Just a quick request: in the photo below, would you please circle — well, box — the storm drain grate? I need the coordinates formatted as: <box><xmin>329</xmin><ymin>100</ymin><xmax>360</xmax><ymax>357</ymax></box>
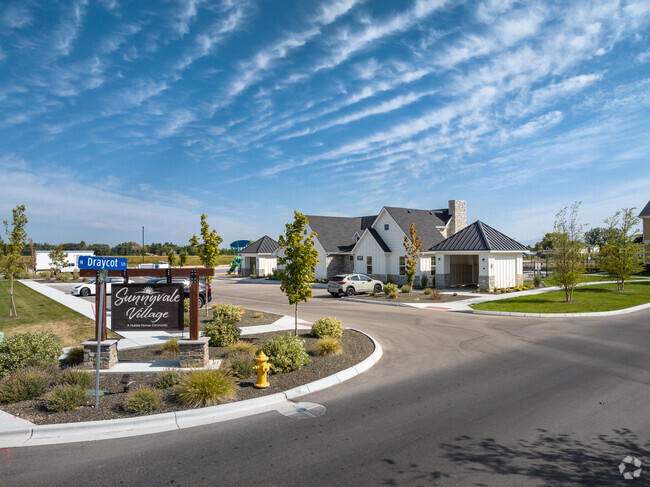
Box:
<box><xmin>277</xmin><ymin>402</ymin><xmax>326</xmax><ymax>419</ymax></box>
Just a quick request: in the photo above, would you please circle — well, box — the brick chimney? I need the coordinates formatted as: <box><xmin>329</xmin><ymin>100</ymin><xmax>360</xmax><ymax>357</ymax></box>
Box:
<box><xmin>448</xmin><ymin>200</ymin><xmax>467</xmax><ymax>236</ymax></box>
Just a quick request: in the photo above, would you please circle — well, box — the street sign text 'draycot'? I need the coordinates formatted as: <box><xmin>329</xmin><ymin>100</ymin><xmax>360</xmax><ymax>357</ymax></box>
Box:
<box><xmin>77</xmin><ymin>256</ymin><xmax>128</xmax><ymax>270</ymax></box>
<box><xmin>111</xmin><ymin>284</ymin><xmax>184</xmax><ymax>332</ymax></box>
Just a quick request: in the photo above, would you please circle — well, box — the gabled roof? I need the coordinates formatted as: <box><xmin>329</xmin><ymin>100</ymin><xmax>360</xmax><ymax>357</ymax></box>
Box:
<box><xmin>305</xmin><ymin>215</ymin><xmax>376</xmax><ymax>253</ymax></box>
<box><xmin>368</xmin><ymin>228</ymin><xmax>391</xmax><ymax>252</ymax></box>
<box><xmin>383</xmin><ymin>207</ymin><xmax>450</xmax><ymax>249</ymax></box>
<box><xmin>639</xmin><ymin>200</ymin><xmax>650</xmax><ymax>218</ymax></box>
<box><xmin>429</xmin><ymin>221</ymin><xmax>529</xmax><ymax>252</ymax></box>
<box><xmin>241</xmin><ymin>235</ymin><xmax>278</xmax><ymax>254</ymax></box>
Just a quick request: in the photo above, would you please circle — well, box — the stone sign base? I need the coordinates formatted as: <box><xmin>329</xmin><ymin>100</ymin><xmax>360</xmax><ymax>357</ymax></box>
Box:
<box><xmin>82</xmin><ymin>339</ymin><xmax>119</xmax><ymax>369</ymax></box>
<box><xmin>179</xmin><ymin>337</ymin><xmax>210</xmax><ymax>368</ymax></box>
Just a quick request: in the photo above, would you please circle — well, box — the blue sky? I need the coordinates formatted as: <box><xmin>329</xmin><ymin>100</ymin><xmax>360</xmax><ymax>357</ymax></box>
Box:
<box><xmin>0</xmin><ymin>0</ymin><xmax>648</xmax><ymax>247</ymax></box>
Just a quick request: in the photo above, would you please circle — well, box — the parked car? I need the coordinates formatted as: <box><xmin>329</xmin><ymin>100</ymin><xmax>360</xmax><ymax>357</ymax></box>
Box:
<box><xmin>144</xmin><ymin>277</ymin><xmax>212</xmax><ymax>308</ymax></box>
<box><xmin>70</xmin><ymin>277</ymin><xmax>135</xmax><ymax>297</ymax></box>
<box><xmin>328</xmin><ymin>274</ymin><xmax>383</xmax><ymax>297</ymax></box>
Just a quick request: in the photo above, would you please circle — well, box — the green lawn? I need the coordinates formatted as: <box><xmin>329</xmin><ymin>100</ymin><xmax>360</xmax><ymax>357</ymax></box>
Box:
<box><xmin>471</xmin><ymin>281</ymin><xmax>650</xmax><ymax>313</ymax></box>
<box><xmin>0</xmin><ymin>280</ymin><xmax>119</xmax><ymax>346</ymax></box>
<box><xmin>578</xmin><ymin>274</ymin><xmax>644</xmax><ymax>283</ymax></box>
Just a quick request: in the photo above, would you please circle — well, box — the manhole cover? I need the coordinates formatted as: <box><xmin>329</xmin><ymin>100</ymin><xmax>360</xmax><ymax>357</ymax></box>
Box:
<box><xmin>277</xmin><ymin>402</ymin><xmax>326</xmax><ymax>419</ymax></box>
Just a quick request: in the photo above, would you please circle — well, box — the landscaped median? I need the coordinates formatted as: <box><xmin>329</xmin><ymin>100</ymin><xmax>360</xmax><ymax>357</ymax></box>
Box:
<box><xmin>470</xmin><ymin>281</ymin><xmax>650</xmax><ymax>315</ymax></box>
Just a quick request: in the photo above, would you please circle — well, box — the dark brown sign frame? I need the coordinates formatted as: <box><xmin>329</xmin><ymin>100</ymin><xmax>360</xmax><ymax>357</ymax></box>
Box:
<box><xmin>79</xmin><ymin>267</ymin><xmax>215</xmax><ymax>340</ymax></box>
<box><xmin>111</xmin><ymin>283</ymin><xmax>184</xmax><ymax>332</ymax></box>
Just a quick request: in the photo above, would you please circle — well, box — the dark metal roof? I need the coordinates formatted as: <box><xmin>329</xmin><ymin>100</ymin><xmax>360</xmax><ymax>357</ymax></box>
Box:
<box><xmin>305</xmin><ymin>214</ymin><xmax>376</xmax><ymax>253</ymax></box>
<box><xmin>368</xmin><ymin>227</ymin><xmax>391</xmax><ymax>252</ymax></box>
<box><xmin>429</xmin><ymin>221</ymin><xmax>529</xmax><ymax>252</ymax></box>
<box><xmin>639</xmin><ymin>200</ymin><xmax>650</xmax><ymax>218</ymax></box>
<box><xmin>241</xmin><ymin>235</ymin><xmax>278</xmax><ymax>254</ymax></box>
<box><xmin>383</xmin><ymin>207</ymin><xmax>450</xmax><ymax>249</ymax></box>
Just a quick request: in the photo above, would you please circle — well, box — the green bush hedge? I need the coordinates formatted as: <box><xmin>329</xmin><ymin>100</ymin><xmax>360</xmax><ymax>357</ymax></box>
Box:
<box><xmin>228</xmin><ymin>351</ymin><xmax>255</xmax><ymax>378</ymax></box>
<box><xmin>56</xmin><ymin>272</ymin><xmax>72</xmax><ymax>282</ymax></box>
<box><xmin>383</xmin><ymin>282</ymin><xmax>398</xmax><ymax>295</ymax></box>
<box><xmin>61</xmin><ymin>346</ymin><xmax>85</xmax><ymax>365</ymax></box>
<box><xmin>123</xmin><ymin>386</ymin><xmax>161</xmax><ymax>414</ymax></box>
<box><xmin>156</xmin><ymin>370</ymin><xmax>182</xmax><ymax>389</ymax></box>
<box><xmin>401</xmin><ymin>284</ymin><xmax>411</xmax><ymax>293</ymax></box>
<box><xmin>311</xmin><ymin>317</ymin><xmax>344</xmax><ymax>338</ymax></box>
<box><xmin>202</xmin><ymin>318</ymin><xmax>241</xmax><ymax>347</ymax></box>
<box><xmin>47</xmin><ymin>384</ymin><xmax>87</xmax><ymax>412</ymax></box>
<box><xmin>0</xmin><ymin>366</ymin><xmax>57</xmax><ymax>403</ymax></box>
<box><xmin>261</xmin><ymin>333</ymin><xmax>310</xmax><ymax>373</ymax></box>
<box><xmin>315</xmin><ymin>337</ymin><xmax>342</xmax><ymax>356</ymax></box>
<box><xmin>59</xmin><ymin>367</ymin><xmax>94</xmax><ymax>389</ymax></box>
<box><xmin>0</xmin><ymin>332</ymin><xmax>62</xmax><ymax>378</ymax></box>
<box><xmin>212</xmin><ymin>303</ymin><xmax>244</xmax><ymax>323</ymax></box>
<box><xmin>176</xmin><ymin>369</ymin><xmax>236</xmax><ymax>407</ymax></box>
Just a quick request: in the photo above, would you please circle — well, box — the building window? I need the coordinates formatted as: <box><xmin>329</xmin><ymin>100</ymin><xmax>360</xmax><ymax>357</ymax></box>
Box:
<box><xmin>349</xmin><ymin>255</ymin><xmax>354</xmax><ymax>261</ymax></box>
<box><xmin>399</xmin><ymin>256</ymin><xmax>405</xmax><ymax>275</ymax></box>
<box><xmin>303</xmin><ymin>230</ymin><xmax>307</xmax><ymax>235</ymax></box>
<box><xmin>384</xmin><ymin>224</ymin><xmax>389</xmax><ymax>230</ymax></box>
<box><xmin>366</xmin><ymin>256</ymin><xmax>372</xmax><ymax>274</ymax></box>
<box><xmin>430</xmin><ymin>257</ymin><xmax>436</xmax><ymax>274</ymax></box>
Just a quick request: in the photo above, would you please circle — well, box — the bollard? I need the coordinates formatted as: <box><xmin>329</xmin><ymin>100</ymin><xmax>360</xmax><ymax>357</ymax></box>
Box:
<box><xmin>253</xmin><ymin>351</ymin><xmax>270</xmax><ymax>388</ymax></box>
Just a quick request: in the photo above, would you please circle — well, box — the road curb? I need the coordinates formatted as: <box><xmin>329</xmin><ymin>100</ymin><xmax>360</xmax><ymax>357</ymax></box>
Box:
<box><xmin>470</xmin><ymin>301</ymin><xmax>650</xmax><ymax>318</ymax></box>
<box><xmin>0</xmin><ymin>329</ymin><xmax>382</xmax><ymax>448</ymax></box>
<box><xmin>340</xmin><ymin>297</ymin><xmax>412</xmax><ymax>307</ymax></box>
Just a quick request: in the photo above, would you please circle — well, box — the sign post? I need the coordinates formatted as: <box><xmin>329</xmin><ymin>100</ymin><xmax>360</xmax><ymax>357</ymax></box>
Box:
<box><xmin>77</xmin><ymin>257</ymin><xmax>127</xmax><ymax>408</ymax></box>
<box><xmin>94</xmin><ymin>270</ymin><xmax>107</xmax><ymax>408</ymax></box>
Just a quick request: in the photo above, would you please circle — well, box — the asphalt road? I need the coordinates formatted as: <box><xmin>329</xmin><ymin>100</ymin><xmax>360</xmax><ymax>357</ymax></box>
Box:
<box><xmin>4</xmin><ymin>280</ymin><xmax>649</xmax><ymax>486</ymax></box>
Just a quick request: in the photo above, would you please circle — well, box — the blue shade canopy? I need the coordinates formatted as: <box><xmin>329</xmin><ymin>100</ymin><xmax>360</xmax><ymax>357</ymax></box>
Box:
<box><xmin>231</xmin><ymin>240</ymin><xmax>252</xmax><ymax>251</ymax></box>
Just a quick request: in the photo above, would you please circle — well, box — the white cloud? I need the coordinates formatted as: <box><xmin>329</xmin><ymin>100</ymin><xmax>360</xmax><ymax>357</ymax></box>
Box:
<box><xmin>315</xmin><ymin>0</ymin><xmax>448</xmax><ymax>72</ymax></box>
<box><xmin>1</xmin><ymin>4</ymin><xmax>33</xmax><ymax>29</ymax></box>
<box><xmin>226</xmin><ymin>0</ymin><xmax>360</xmax><ymax>97</ymax></box>
<box><xmin>101</xmin><ymin>23</ymin><xmax>142</xmax><ymax>53</ymax></box>
<box><xmin>53</xmin><ymin>0</ymin><xmax>89</xmax><ymax>57</ymax></box>
<box><xmin>171</xmin><ymin>0</ymin><xmax>204</xmax><ymax>38</ymax></box>
<box><xmin>503</xmin><ymin>110</ymin><xmax>564</xmax><ymax>139</ymax></box>
<box><xmin>156</xmin><ymin>110</ymin><xmax>196</xmax><ymax>138</ymax></box>
<box><xmin>278</xmin><ymin>89</ymin><xmax>437</xmax><ymax>140</ymax></box>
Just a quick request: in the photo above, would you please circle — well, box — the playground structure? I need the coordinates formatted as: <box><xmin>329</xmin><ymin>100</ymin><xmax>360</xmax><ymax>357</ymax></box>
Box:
<box><xmin>227</xmin><ymin>240</ymin><xmax>251</xmax><ymax>275</ymax></box>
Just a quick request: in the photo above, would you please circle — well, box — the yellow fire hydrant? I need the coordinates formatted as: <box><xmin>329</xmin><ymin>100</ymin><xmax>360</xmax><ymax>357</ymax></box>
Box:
<box><xmin>253</xmin><ymin>351</ymin><xmax>270</xmax><ymax>388</ymax></box>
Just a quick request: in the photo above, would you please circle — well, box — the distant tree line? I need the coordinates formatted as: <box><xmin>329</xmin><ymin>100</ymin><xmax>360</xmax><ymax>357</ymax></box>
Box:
<box><xmin>3</xmin><ymin>241</ymin><xmax>235</xmax><ymax>257</ymax></box>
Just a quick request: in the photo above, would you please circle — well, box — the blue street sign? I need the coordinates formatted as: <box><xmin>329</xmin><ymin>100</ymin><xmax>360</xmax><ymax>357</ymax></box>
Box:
<box><xmin>78</xmin><ymin>256</ymin><xmax>128</xmax><ymax>270</ymax></box>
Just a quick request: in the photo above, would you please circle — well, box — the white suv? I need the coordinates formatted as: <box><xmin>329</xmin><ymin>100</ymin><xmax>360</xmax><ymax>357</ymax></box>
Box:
<box><xmin>328</xmin><ymin>274</ymin><xmax>383</xmax><ymax>297</ymax></box>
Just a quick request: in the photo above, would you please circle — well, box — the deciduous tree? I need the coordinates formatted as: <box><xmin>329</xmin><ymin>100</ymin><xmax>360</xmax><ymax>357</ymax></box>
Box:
<box><xmin>48</xmin><ymin>245</ymin><xmax>68</xmax><ymax>276</ymax></box>
<box><xmin>403</xmin><ymin>223</ymin><xmax>422</xmax><ymax>294</ymax></box>
<box><xmin>190</xmin><ymin>214</ymin><xmax>223</xmax><ymax>315</ymax></box>
<box><xmin>2</xmin><ymin>205</ymin><xmax>29</xmax><ymax>316</ymax></box>
<box><xmin>167</xmin><ymin>251</ymin><xmax>176</xmax><ymax>267</ymax></box>
<box><xmin>549</xmin><ymin>202</ymin><xmax>585</xmax><ymax>302</ymax></box>
<box><xmin>599</xmin><ymin>208</ymin><xmax>643</xmax><ymax>290</ymax></box>
<box><xmin>178</xmin><ymin>249</ymin><xmax>188</xmax><ymax>267</ymax></box>
<box><xmin>278</xmin><ymin>211</ymin><xmax>319</xmax><ymax>336</ymax></box>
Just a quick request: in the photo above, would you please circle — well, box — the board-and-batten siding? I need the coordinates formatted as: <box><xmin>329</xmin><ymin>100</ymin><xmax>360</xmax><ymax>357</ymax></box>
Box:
<box><xmin>371</xmin><ymin>211</ymin><xmax>406</xmax><ymax>276</ymax></box>
<box><xmin>353</xmin><ymin>232</ymin><xmax>386</xmax><ymax>275</ymax></box>
<box><xmin>492</xmin><ymin>254</ymin><xmax>518</xmax><ymax>288</ymax></box>
<box><xmin>258</xmin><ymin>256</ymin><xmax>276</xmax><ymax>276</ymax></box>
<box><xmin>307</xmin><ymin>225</ymin><xmax>329</xmax><ymax>280</ymax></box>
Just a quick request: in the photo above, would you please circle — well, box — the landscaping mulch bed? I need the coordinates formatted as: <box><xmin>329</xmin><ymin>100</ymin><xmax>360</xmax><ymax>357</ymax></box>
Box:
<box><xmin>348</xmin><ymin>292</ymin><xmax>473</xmax><ymax>304</ymax></box>
<box><xmin>2</xmin><ymin>329</ymin><xmax>374</xmax><ymax>425</ymax></box>
<box><xmin>188</xmin><ymin>308</ymin><xmax>282</xmax><ymax>330</ymax></box>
